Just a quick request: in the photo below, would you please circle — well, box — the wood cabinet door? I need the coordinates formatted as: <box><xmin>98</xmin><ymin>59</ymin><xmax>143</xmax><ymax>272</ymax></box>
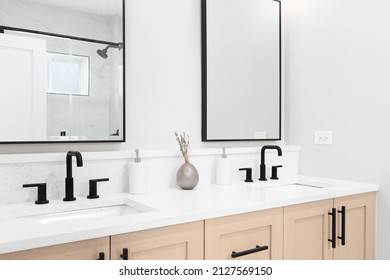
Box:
<box><xmin>110</xmin><ymin>221</ymin><xmax>204</xmax><ymax>260</ymax></box>
<box><xmin>333</xmin><ymin>192</ymin><xmax>376</xmax><ymax>260</ymax></box>
<box><xmin>284</xmin><ymin>199</ymin><xmax>333</xmax><ymax>260</ymax></box>
<box><xmin>205</xmin><ymin>208</ymin><xmax>283</xmax><ymax>260</ymax></box>
<box><xmin>0</xmin><ymin>237</ymin><xmax>109</xmax><ymax>260</ymax></box>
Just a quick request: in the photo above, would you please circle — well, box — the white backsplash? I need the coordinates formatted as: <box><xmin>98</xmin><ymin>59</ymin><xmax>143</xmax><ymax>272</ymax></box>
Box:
<box><xmin>0</xmin><ymin>146</ymin><xmax>300</xmax><ymax>205</ymax></box>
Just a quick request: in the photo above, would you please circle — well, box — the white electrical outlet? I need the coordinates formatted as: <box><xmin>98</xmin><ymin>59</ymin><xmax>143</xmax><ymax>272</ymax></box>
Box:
<box><xmin>314</xmin><ymin>131</ymin><xmax>333</xmax><ymax>145</ymax></box>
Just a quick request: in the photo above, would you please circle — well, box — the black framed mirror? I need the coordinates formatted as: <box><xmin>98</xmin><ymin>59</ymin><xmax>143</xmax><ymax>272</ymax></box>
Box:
<box><xmin>201</xmin><ymin>0</ymin><xmax>281</xmax><ymax>141</ymax></box>
<box><xmin>0</xmin><ymin>0</ymin><xmax>125</xmax><ymax>143</ymax></box>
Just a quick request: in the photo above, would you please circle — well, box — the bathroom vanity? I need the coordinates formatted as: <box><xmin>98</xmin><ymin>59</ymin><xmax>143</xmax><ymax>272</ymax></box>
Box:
<box><xmin>0</xmin><ymin>174</ymin><xmax>378</xmax><ymax>260</ymax></box>
<box><xmin>0</xmin><ymin>0</ymin><xmax>380</xmax><ymax>262</ymax></box>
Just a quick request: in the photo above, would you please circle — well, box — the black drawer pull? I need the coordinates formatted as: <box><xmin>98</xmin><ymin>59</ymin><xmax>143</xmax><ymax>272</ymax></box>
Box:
<box><xmin>120</xmin><ymin>248</ymin><xmax>128</xmax><ymax>260</ymax></box>
<box><xmin>97</xmin><ymin>252</ymin><xmax>105</xmax><ymax>260</ymax></box>
<box><xmin>328</xmin><ymin>208</ymin><xmax>337</xmax><ymax>248</ymax></box>
<box><xmin>231</xmin><ymin>245</ymin><xmax>268</xmax><ymax>258</ymax></box>
<box><xmin>338</xmin><ymin>206</ymin><xmax>346</xmax><ymax>246</ymax></box>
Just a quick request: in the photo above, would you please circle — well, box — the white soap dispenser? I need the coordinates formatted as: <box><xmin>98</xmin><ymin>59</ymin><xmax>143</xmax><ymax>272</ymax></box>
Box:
<box><xmin>128</xmin><ymin>149</ymin><xmax>147</xmax><ymax>194</ymax></box>
<box><xmin>216</xmin><ymin>147</ymin><xmax>231</xmax><ymax>185</ymax></box>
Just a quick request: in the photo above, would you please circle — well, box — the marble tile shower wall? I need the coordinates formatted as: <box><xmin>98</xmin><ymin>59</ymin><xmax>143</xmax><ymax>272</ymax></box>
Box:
<box><xmin>0</xmin><ymin>147</ymin><xmax>300</xmax><ymax>205</ymax></box>
<box><xmin>0</xmin><ymin>0</ymin><xmax>115</xmax><ymax>41</ymax></box>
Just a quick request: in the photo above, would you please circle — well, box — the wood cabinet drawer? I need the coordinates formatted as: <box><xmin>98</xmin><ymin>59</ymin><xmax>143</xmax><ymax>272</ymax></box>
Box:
<box><xmin>205</xmin><ymin>208</ymin><xmax>283</xmax><ymax>260</ymax></box>
<box><xmin>0</xmin><ymin>237</ymin><xmax>109</xmax><ymax>260</ymax></box>
<box><xmin>111</xmin><ymin>221</ymin><xmax>204</xmax><ymax>260</ymax></box>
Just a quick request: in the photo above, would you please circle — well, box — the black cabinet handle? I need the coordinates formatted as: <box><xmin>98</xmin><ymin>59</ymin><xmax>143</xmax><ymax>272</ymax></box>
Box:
<box><xmin>328</xmin><ymin>208</ymin><xmax>337</xmax><ymax>249</ymax></box>
<box><xmin>338</xmin><ymin>206</ymin><xmax>346</xmax><ymax>246</ymax></box>
<box><xmin>231</xmin><ymin>245</ymin><xmax>268</xmax><ymax>258</ymax></box>
<box><xmin>97</xmin><ymin>252</ymin><xmax>105</xmax><ymax>260</ymax></box>
<box><xmin>120</xmin><ymin>248</ymin><xmax>128</xmax><ymax>260</ymax></box>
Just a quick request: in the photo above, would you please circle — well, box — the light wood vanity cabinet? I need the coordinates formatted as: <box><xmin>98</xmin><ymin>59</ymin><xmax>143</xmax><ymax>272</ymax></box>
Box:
<box><xmin>284</xmin><ymin>192</ymin><xmax>376</xmax><ymax>260</ymax></box>
<box><xmin>205</xmin><ymin>208</ymin><xmax>283</xmax><ymax>260</ymax></box>
<box><xmin>0</xmin><ymin>192</ymin><xmax>376</xmax><ymax>260</ymax></box>
<box><xmin>0</xmin><ymin>237</ymin><xmax>109</xmax><ymax>260</ymax></box>
<box><xmin>0</xmin><ymin>222</ymin><xmax>203</xmax><ymax>260</ymax></box>
<box><xmin>284</xmin><ymin>199</ymin><xmax>334</xmax><ymax>259</ymax></box>
<box><xmin>110</xmin><ymin>221</ymin><xmax>204</xmax><ymax>260</ymax></box>
<box><xmin>333</xmin><ymin>193</ymin><xmax>376</xmax><ymax>259</ymax></box>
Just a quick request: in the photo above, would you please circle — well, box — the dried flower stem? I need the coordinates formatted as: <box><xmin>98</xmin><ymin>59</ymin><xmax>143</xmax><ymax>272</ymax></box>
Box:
<box><xmin>175</xmin><ymin>131</ymin><xmax>190</xmax><ymax>163</ymax></box>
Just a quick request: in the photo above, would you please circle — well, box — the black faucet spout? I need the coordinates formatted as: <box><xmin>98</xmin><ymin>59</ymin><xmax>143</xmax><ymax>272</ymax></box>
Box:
<box><xmin>259</xmin><ymin>145</ymin><xmax>282</xmax><ymax>181</ymax></box>
<box><xmin>66</xmin><ymin>151</ymin><xmax>83</xmax><ymax>178</ymax></box>
<box><xmin>260</xmin><ymin>145</ymin><xmax>282</xmax><ymax>163</ymax></box>
<box><xmin>64</xmin><ymin>151</ymin><xmax>83</xmax><ymax>201</ymax></box>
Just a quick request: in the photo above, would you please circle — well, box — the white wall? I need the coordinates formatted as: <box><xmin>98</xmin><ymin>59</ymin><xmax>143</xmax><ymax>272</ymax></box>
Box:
<box><xmin>125</xmin><ymin>0</ymin><xmax>202</xmax><ymax>149</ymax></box>
<box><xmin>125</xmin><ymin>0</ymin><xmax>284</xmax><ymax>150</ymax></box>
<box><xmin>285</xmin><ymin>0</ymin><xmax>390</xmax><ymax>259</ymax></box>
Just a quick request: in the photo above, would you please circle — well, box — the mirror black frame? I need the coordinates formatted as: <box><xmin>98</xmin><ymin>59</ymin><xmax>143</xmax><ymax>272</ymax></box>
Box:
<box><xmin>0</xmin><ymin>0</ymin><xmax>125</xmax><ymax>144</ymax></box>
<box><xmin>201</xmin><ymin>0</ymin><xmax>282</xmax><ymax>142</ymax></box>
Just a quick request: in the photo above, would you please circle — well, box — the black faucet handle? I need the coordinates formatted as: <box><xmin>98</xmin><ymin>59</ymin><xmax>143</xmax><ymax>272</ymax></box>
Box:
<box><xmin>270</xmin><ymin>165</ymin><xmax>283</xmax><ymax>180</ymax></box>
<box><xmin>23</xmin><ymin>183</ymin><xmax>49</xmax><ymax>204</ymax></box>
<box><xmin>88</xmin><ymin>178</ymin><xmax>109</xmax><ymax>199</ymax></box>
<box><xmin>239</xmin><ymin>168</ymin><xmax>254</xmax><ymax>183</ymax></box>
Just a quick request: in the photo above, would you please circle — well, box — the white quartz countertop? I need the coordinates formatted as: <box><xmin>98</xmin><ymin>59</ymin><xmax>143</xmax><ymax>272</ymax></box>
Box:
<box><xmin>0</xmin><ymin>175</ymin><xmax>379</xmax><ymax>254</ymax></box>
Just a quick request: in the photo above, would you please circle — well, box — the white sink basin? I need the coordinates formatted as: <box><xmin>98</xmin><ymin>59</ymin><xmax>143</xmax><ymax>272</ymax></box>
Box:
<box><xmin>14</xmin><ymin>197</ymin><xmax>155</xmax><ymax>225</ymax></box>
<box><xmin>267</xmin><ymin>183</ymin><xmax>327</xmax><ymax>193</ymax></box>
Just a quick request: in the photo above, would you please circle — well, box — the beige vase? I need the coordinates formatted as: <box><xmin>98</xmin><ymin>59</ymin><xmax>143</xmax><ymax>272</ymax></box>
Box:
<box><xmin>176</xmin><ymin>162</ymin><xmax>199</xmax><ymax>190</ymax></box>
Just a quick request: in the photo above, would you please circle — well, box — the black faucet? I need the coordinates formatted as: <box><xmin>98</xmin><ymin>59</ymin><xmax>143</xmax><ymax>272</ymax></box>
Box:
<box><xmin>64</xmin><ymin>151</ymin><xmax>83</xmax><ymax>201</ymax></box>
<box><xmin>259</xmin><ymin>145</ymin><xmax>282</xmax><ymax>181</ymax></box>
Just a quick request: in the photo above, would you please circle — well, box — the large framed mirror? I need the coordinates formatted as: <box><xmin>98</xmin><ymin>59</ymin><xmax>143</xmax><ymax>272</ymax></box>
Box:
<box><xmin>0</xmin><ymin>0</ymin><xmax>125</xmax><ymax>143</ymax></box>
<box><xmin>202</xmin><ymin>0</ymin><xmax>281</xmax><ymax>141</ymax></box>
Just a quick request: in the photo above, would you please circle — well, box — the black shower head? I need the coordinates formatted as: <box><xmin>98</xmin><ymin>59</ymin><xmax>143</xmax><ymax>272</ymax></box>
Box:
<box><xmin>97</xmin><ymin>45</ymin><xmax>110</xmax><ymax>59</ymax></box>
<box><xmin>97</xmin><ymin>43</ymin><xmax>123</xmax><ymax>59</ymax></box>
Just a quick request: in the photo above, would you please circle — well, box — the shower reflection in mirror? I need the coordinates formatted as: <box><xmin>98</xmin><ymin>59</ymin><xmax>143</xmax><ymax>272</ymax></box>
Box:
<box><xmin>0</xmin><ymin>27</ymin><xmax>123</xmax><ymax>141</ymax></box>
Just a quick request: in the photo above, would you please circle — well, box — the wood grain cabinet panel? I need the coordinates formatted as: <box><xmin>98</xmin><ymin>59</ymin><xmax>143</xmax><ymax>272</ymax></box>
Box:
<box><xmin>0</xmin><ymin>237</ymin><xmax>109</xmax><ymax>260</ymax></box>
<box><xmin>110</xmin><ymin>221</ymin><xmax>204</xmax><ymax>260</ymax></box>
<box><xmin>205</xmin><ymin>208</ymin><xmax>283</xmax><ymax>260</ymax></box>
<box><xmin>333</xmin><ymin>192</ymin><xmax>376</xmax><ymax>260</ymax></box>
<box><xmin>284</xmin><ymin>199</ymin><xmax>333</xmax><ymax>260</ymax></box>
<box><xmin>284</xmin><ymin>192</ymin><xmax>376</xmax><ymax>260</ymax></box>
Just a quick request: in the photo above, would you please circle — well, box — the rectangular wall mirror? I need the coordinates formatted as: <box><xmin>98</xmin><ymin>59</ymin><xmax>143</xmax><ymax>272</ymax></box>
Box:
<box><xmin>202</xmin><ymin>0</ymin><xmax>281</xmax><ymax>141</ymax></box>
<box><xmin>0</xmin><ymin>0</ymin><xmax>125</xmax><ymax>143</ymax></box>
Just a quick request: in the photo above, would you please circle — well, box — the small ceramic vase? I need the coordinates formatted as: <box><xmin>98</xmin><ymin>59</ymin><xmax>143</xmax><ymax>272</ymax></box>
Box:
<box><xmin>176</xmin><ymin>162</ymin><xmax>199</xmax><ymax>190</ymax></box>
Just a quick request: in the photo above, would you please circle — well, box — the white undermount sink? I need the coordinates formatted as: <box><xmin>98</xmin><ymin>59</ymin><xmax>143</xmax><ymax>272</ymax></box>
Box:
<box><xmin>13</xmin><ymin>197</ymin><xmax>155</xmax><ymax>225</ymax></box>
<box><xmin>267</xmin><ymin>182</ymin><xmax>333</xmax><ymax>193</ymax></box>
